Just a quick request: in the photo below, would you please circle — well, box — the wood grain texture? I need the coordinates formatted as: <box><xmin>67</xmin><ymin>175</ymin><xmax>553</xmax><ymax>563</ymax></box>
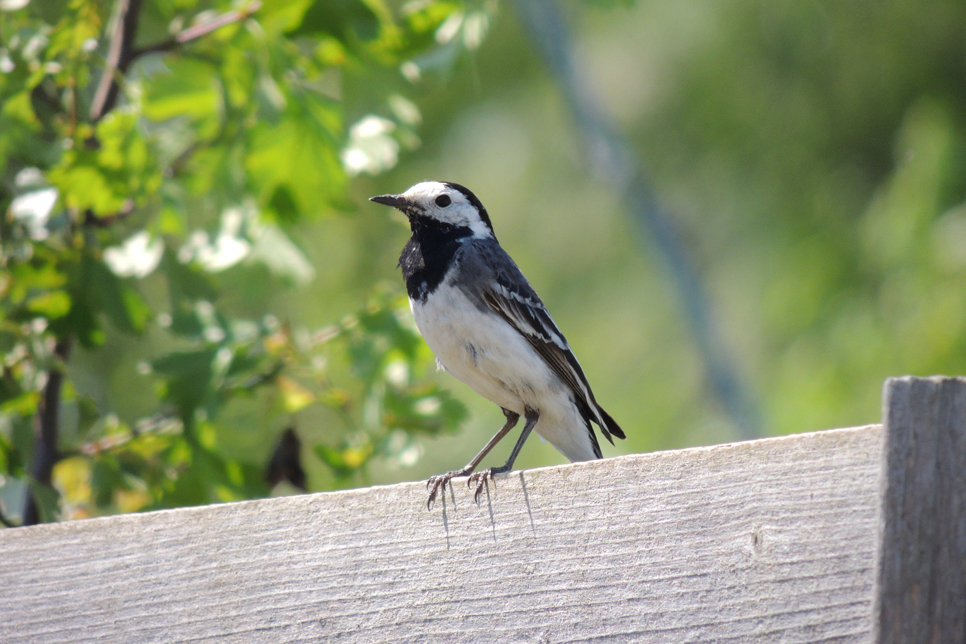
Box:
<box><xmin>1</xmin><ymin>426</ymin><xmax>883</xmax><ymax>644</ymax></box>
<box><xmin>874</xmin><ymin>377</ymin><xmax>966</xmax><ymax>644</ymax></box>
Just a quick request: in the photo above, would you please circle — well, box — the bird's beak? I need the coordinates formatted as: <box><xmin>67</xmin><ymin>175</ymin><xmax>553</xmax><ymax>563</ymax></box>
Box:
<box><xmin>369</xmin><ymin>194</ymin><xmax>404</xmax><ymax>208</ymax></box>
<box><xmin>370</xmin><ymin>194</ymin><xmax>411</xmax><ymax>213</ymax></box>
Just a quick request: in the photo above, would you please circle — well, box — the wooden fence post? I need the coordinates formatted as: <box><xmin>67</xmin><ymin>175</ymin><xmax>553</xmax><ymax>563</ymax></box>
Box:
<box><xmin>874</xmin><ymin>376</ymin><xmax>966</xmax><ymax>643</ymax></box>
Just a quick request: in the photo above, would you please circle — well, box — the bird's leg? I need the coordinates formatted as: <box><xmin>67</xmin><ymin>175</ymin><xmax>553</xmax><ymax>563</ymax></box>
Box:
<box><xmin>426</xmin><ymin>408</ymin><xmax>520</xmax><ymax>510</ymax></box>
<box><xmin>467</xmin><ymin>407</ymin><xmax>538</xmax><ymax>504</ymax></box>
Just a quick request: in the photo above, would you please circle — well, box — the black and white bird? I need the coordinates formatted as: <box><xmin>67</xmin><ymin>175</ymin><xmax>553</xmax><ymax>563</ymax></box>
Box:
<box><xmin>371</xmin><ymin>181</ymin><xmax>625</xmax><ymax>508</ymax></box>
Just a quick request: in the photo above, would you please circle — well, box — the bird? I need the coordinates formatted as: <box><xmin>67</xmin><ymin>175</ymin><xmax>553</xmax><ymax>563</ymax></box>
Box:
<box><xmin>370</xmin><ymin>181</ymin><xmax>625</xmax><ymax>509</ymax></box>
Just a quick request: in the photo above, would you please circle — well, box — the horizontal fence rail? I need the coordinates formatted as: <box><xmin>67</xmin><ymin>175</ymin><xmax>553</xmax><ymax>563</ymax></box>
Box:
<box><xmin>0</xmin><ymin>376</ymin><xmax>962</xmax><ymax>644</ymax></box>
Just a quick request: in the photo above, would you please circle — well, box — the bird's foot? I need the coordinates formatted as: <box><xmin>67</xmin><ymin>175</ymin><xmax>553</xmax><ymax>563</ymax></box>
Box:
<box><xmin>426</xmin><ymin>468</ymin><xmax>473</xmax><ymax>510</ymax></box>
<box><xmin>467</xmin><ymin>465</ymin><xmax>512</xmax><ymax>505</ymax></box>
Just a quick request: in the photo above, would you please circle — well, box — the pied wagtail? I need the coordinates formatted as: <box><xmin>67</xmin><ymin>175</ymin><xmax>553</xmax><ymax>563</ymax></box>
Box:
<box><xmin>371</xmin><ymin>182</ymin><xmax>625</xmax><ymax>508</ymax></box>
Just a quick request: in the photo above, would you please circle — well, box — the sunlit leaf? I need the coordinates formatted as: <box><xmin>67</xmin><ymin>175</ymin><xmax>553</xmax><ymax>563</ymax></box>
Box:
<box><xmin>142</xmin><ymin>57</ymin><xmax>221</xmax><ymax>131</ymax></box>
<box><xmin>25</xmin><ymin>290</ymin><xmax>71</xmax><ymax>318</ymax></box>
<box><xmin>244</xmin><ymin>100</ymin><xmax>346</xmax><ymax>217</ymax></box>
<box><xmin>277</xmin><ymin>375</ymin><xmax>315</xmax><ymax>412</ymax></box>
<box><xmin>314</xmin><ymin>441</ymin><xmax>373</xmax><ymax>479</ymax></box>
<box><xmin>259</xmin><ymin>0</ymin><xmax>314</xmax><ymax>33</ymax></box>
<box><xmin>0</xmin><ymin>391</ymin><xmax>40</xmax><ymax>416</ymax></box>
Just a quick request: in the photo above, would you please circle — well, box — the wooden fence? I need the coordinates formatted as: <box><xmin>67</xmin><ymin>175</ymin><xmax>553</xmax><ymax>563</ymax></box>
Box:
<box><xmin>1</xmin><ymin>376</ymin><xmax>963</xmax><ymax>643</ymax></box>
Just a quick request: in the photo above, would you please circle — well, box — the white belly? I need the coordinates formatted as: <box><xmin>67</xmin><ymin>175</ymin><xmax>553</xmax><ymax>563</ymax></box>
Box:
<box><xmin>411</xmin><ymin>282</ymin><xmax>597</xmax><ymax>462</ymax></box>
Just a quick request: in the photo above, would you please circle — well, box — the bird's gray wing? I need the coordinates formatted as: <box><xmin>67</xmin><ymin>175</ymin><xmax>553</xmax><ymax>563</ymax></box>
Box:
<box><xmin>461</xmin><ymin>240</ymin><xmax>620</xmax><ymax>444</ymax></box>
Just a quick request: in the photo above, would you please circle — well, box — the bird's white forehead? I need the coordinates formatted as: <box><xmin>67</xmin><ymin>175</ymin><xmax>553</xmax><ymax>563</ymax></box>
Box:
<box><xmin>401</xmin><ymin>181</ymin><xmax>464</xmax><ymax>203</ymax></box>
<box><xmin>400</xmin><ymin>181</ymin><xmax>492</xmax><ymax>237</ymax></box>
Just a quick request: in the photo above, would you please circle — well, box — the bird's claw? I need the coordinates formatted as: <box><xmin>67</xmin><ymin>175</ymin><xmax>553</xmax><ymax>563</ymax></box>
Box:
<box><xmin>467</xmin><ymin>469</ymin><xmax>492</xmax><ymax>505</ymax></box>
<box><xmin>426</xmin><ymin>469</ymin><xmax>470</xmax><ymax>510</ymax></box>
<box><xmin>425</xmin><ymin>467</ymin><xmax>500</xmax><ymax>508</ymax></box>
<box><xmin>426</xmin><ymin>475</ymin><xmax>448</xmax><ymax>510</ymax></box>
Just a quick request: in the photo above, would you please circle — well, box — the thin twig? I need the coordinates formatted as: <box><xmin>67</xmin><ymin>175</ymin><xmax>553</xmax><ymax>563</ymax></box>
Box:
<box><xmin>90</xmin><ymin>0</ymin><xmax>260</xmax><ymax>124</ymax></box>
<box><xmin>90</xmin><ymin>0</ymin><xmax>143</xmax><ymax>123</ymax></box>
<box><xmin>82</xmin><ymin>199</ymin><xmax>136</xmax><ymax>228</ymax></box>
<box><xmin>131</xmin><ymin>1</ymin><xmax>262</xmax><ymax>60</ymax></box>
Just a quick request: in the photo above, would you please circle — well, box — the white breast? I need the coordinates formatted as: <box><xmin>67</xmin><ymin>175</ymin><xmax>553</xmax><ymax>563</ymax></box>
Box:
<box><xmin>410</xmin><ymin>280</ymin><xmax>598</xmax><ymax>462</ymax></box>
<box><xmin>412</xmin><ymin>282</ymin><xmax>547</xmax><ymax>412</ymax></box>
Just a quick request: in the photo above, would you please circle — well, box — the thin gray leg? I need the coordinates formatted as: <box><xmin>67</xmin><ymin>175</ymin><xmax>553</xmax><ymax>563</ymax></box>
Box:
<box><xmin>467</xmin><ymin>408</ymin><xmax>539</xmax><ymax>503</ymax></box>
<box><xmin>426</xmin><ymin>408</ymin><xmax>520</xmax><ymax>510</ymax></box>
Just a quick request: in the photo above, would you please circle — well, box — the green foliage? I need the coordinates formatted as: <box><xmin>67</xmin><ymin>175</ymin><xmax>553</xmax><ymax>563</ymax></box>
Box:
<box><xmin>313</xmin><ymin>294</ymin><xmax>468</xmax><ymax>479</ymax></box>
<box><xmin>0</xmin><ymin>0</ymin><xmax>482</xmax><ymax>524</ymax></box>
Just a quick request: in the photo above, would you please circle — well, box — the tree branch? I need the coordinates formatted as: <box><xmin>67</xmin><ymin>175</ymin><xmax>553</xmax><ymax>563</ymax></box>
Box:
<box><xmin>90</xmin><ymin>0</ymin><xmax>143</xmax><ymax>123</ymax></box>
<box><xmin>72</xmin><ymin>413</ymin><xmax>183</xmax><ymax>458</ymax></box>
<box><xmin>82</xmin><ymin>199</ymin><xmax>135</xmax><ymax>228</ymax></box>
<box><xmin>88</xmin><ymin>0</ymin><xmax>260</xmax><ymax>128</ymax></box>
<box><xmin>21</xmin><ymin>338</ymin><xmax>72</xmax><ymax>526</ymax></box>
<box><xmin>130</xmin><ymin>1</ymin><xmax>262</xmax><ymax>61</ymax></box>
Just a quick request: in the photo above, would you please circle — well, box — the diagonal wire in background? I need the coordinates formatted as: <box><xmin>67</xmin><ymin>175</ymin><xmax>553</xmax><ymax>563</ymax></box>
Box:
<box><xmin>512</xmin><ymin>0</ymin><xmax>763</xmax><ymax>439</ymax></box>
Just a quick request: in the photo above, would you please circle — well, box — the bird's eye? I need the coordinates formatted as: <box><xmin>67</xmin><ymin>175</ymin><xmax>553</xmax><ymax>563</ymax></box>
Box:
<box><xmin>434</xmin><ymin>194</ymin><xmax>451</xmax><ymax>207</ymax></box>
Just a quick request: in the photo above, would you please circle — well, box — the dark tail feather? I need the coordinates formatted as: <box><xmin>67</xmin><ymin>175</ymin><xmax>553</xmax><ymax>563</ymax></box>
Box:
<box><xmin>598</xmin><ymin>406</ymin><xmax>625</xmax><ymax>442</ymax></box>
<box><xmin>577</xmin><ymin>399</ymin><xmax>625</xmax><ymax>450</ymax></box>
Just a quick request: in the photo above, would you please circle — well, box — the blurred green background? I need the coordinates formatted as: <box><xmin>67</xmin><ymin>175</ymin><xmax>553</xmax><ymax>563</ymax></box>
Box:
<box><xmin>2</xmin><ymin>0</ymin><xmax>965</xmax><ymax>524</ymax></box>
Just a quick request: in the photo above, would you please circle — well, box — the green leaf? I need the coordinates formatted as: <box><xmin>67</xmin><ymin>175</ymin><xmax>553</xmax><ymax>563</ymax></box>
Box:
<box><xmin>0</xmin><ymin>391</ymin><xmax>40</xmax><ymax>416</ymax></box>
<box><xmin>27</xmin><ymin>480</ymin><xmax>61</xmax><ymax>523</ymax></box>
<box><xmin>25</xmin><ymin>290</ymin><xmax>71</xmax><ymax>318</ymax></box>
<box><xmin>47</xmin><ymin>111</ymin><xmax>162</xmax><ymax>218</ymax></box>
<box><xmin>266</xmin><ymin>185</ymin><xmax>299</xmax><ymax>223</ymax></box>
<box><xmin>90</xmin><ymin>457</ymin><xmax>125</xmax><ymax>508</ymax></box>
<box><xmin>277</xmin><ymin>375</ymin><xmax>315</xmax><ymax>412</ymax></box>
<box><xmin>9</xmin><ymin>260</ymin><xmax>67</xmax><ymax>295</ymax></box>
<box><xmin>1</xmin><ymin>92</ymin><xmax>40</xmax><ymax>129</ymax></box>
<box><xmin>48</xmin><ymin>162</ymin><xmax>127</xmax><ymax>214</ymax></box>
<box><xmin>154</xmin><ymin>441</ymin><xmax>268</xmax><ymax>508</ymax></box>
<box><xmin>89</xmin><ymin>258</ymin><xmax>152</xmax><ymax>334</ymax></box>
<box><xmin>259</xmin><ymin>0</ymin><xmax>315</xmax><ymax>34</ymax></box>
<box><xmin>161</xmin><ymin>250</ymin><xmax>219</xmax><ymax>311</ymax></box>
<box><xmin>152</xmin><ymin>348</ymin><xmax>218</xmax><ymax>418</ymax></box>
<box><xmin>314</xmin><ymin>441</ymin><xmax>373</xmax><ymax>479</ymax></box>
<box><xmin>382</xmin><ymin>386</ymin><xmax>467</xmax><ymax>435</ymax></box>
<box><xmin>56</xmin><ymin>297</ymin><xmax>105</xmax><ymax>348</ymax></box>
<box><xmin>244</xmin><ymin>98</ymin><xmax>346</xmax><ymax>217</ymax></box>
<box><xmin>289</xmin><ymin>0</ymin><xmax>382</xmax><ymax>42</ymax></box>
<box><xmin>143</xmin><ymin>58</ymin><xmax>221</xmax><ymax>134</ymax></box>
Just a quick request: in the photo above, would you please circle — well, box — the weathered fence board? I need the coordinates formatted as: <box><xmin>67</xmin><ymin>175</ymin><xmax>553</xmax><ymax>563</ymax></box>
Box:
<box><xmin>874</xmin><ymin>377</ymin><xmax>966</xmax><ymax>643</ymax></box>
<box><xmin>1</xmin><ymin>424</ymin><xmax>883</xmax><ymax>644</ymax></box>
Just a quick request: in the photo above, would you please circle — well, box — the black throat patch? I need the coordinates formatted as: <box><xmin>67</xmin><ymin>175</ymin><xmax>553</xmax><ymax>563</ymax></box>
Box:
<box><xmin>399</xmin><ymin>218</ymin><xmax>473</xmax><ymax>302</ymax></box>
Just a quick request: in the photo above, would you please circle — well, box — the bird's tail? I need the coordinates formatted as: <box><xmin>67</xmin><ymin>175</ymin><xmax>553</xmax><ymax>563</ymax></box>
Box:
<box><xmin>596</xmin><ymin>405</ymin><xmax>625</xmax><ymax>443</ymax></box>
